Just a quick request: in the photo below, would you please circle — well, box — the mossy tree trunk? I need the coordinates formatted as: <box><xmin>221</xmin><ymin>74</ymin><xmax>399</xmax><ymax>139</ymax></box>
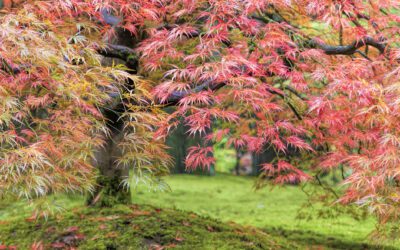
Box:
<box><xmin>87</xmin><ymin>116</ymin><xmax>131</xmax><ymax>207</ymax></box>
<box><xmin>87</xmin><ymin>132</ymin><xmax>130</xmax><ymax>207</ymax></box>
<box><xmin>87</xmin><ymin>29</ymin><xmax>137</xmax><ymax>207</ymax></box>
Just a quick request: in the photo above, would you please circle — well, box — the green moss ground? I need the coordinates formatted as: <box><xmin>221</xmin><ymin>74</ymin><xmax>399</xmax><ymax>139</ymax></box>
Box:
<box><xmin>0</xmin><ymin>174</ymin><xmax>399</xmax><ymax>249</ymax></box>
<box><xmin>0</xmin><ymin>194</ymin><xmax>83</xmax><ymax>222</ymax></box>
<box><xmin>0</xmin><ymin>204</ymin><xmax>299</xmax><ymax>249</ymax></box>
<box><xmin>132</xmin><ymin>174</ymin><xmax>400</xmax><ymax>249</ymax></box>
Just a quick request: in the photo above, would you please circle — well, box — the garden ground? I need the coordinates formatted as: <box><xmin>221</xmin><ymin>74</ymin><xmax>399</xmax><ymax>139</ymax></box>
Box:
<box><xmin>132</xmin><ymin>174</ymin><xmax>398</xmax><ymax>249</ymax></box>
<box><xmin>1</xmin><ymin>174</ymin><xmax>399</xmax><ymax>249</ymax></box>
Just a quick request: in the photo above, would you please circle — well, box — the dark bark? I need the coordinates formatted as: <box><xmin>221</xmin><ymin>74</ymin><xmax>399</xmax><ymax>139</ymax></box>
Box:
<box><xmin>87</xmin><ymin>129</ymin><xmax>131</xmax><ymax>207</ymax></box>
<box><xmin>88</xmin><ymin>27</ymin><xmax>137</xmax><ymax>207</ymax></box>
<box><xmin>309</xmin><ymin>36</ymin><xmax>387</xmax><ymax>55</ymax></box>
<box><xmin>87</xmin><ymin>106</ymin><xmax>130</xmax><ymax>207</ymax></box>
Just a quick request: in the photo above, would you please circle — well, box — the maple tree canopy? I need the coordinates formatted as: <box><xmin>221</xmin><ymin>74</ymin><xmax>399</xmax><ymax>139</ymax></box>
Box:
<box><xmin>1</xmin><ymin>0</ymin><xmax>400</xmax><ymax>230</ymax></box>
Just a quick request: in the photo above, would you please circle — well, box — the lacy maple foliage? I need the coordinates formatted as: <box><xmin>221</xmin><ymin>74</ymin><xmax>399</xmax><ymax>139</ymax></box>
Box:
<box><xmin>1</xmin><ymin>0</ymin><xmax>400</xmax><ymax>226</ymax></box>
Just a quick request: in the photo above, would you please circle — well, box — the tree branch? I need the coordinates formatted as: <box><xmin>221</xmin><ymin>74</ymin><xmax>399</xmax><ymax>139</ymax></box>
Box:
<box><xmin>267</xmin><ymin>89</ymin><xmax>303</xmax><ymax>120</ymax></box>
<box><xmin>98</xmin><ymin>44</ymin><xmax>136</xmax><ymax>61</ymax></box>
<box><xmin>309</xmin><ymin>36</ymin><xmax>387</xmax><ymax>55</ymax></box>
<box><xmin>163</xmin><ymin>80</ymin><xmax>226</xmax><ymax>106</ymax></box>
<box><xmin>0</xmin><ymin>57</ymin><xmax>22</xmax><ymax>75</ymax></box>
<box><xmin>160</xmin><ymin>78</ymin><xmax>304</xmax><ymax>121</ymax></box>
<box><xmin>284</xmin><ymin>85</ymin><xmax>309</xmax><ymax>101</ymax></box>
<box><xmin>251</xmin><ymin>13</ymin><xmax>388</xmax><ymax>57</ymax></box>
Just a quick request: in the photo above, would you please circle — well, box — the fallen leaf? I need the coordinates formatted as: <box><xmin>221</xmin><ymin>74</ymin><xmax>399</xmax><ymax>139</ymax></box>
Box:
<box><xmin>149</xmin><ymin>244</ymin><xmax>164</xmax><ymax>250</ymax></box>
<box><xmin>130</xmin><ymin>204</ymin><xmax>140</xmax><ymax>210</ymax></box>
<box><xmin>90</xmin><ymin>236</ymin><xmax>100</xmax><ymax>241</ymax></box>
<box><xmin>50</xmin><ymin>242</ymin><xmax>66</xmax><ymax>249</ymax></box>
<box><xmin>175</xmin><ymin>237</ymin><xmax>184</xmax><ymax>242</ymax></box>
<box><xmin>66</xmin><ymin>226</ymin><xmax>79</xmax><ymax>233</ymax></box>
<box><xmin>25</xmin><ymin>213</ymin><xmax>38</xmax><ymax>222</ymax></box>
<box><xmin>105</xmin><ymin>232</ymin><xmax>119</xmax><ymax>238</ymax></box>
<box><xmin>75</xmin><ymin>233</ymin><xmax>85</xmax><ymax>240</ymax></box>
<box><xmin>165</xmin><ymin>243</ymin><xmax>177</xmax><ymax>249</ymax></box>
<box><xmin>0</xmin><ymin>246</ymin><xmax>17</xmax><ymax>250</ymax></box>
<box><xmin>90</xmin><ymin>215</ymin><xmax>120</xmax><ymax>222</ymax></box>
<box><xmin>131</xmin><ymin>210</ymin><xmax>151</xmax><ymax>216</ymax></box>
<box><xmin>31</xmin><ymin>241</ymin><xmax>44</xmax><ymax>250</ymax></box>
<box><xmin>46</xmin><ymin>226</ymin><xmax>56</xmax><ymax>233</ymax></box>
<box><xmin>174</xmin><ymin>232</ymin><xmax>184</xmax><ymax>242</ymax></box>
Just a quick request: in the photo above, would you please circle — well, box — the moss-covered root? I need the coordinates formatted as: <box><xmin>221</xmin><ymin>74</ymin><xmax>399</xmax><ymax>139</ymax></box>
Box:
<box><xmin>86</xmin><ymin>175</ymin><xmax>130</xmax><ymax>207</ymax></box>
<box><xmin>0</xmin><ymin>204</ymin><xmax>295</xmax><ymax>250</ymax></box>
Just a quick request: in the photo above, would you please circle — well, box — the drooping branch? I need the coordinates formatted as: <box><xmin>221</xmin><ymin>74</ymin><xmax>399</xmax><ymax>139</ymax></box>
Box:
<box><xmin>251</xmin><ymin>12</ymin><xmax>388</xmax><ymax>57</ymax></box>
<box><xmin>161</xmin><ymin>79</ymin><xmax>304</xmax><ymax>121</ymax></box>
<box><xmin>309</xmin><ymin>36</ymin><xmax>387</xmax><ymax>55</ymax></box>
<box><xmin>164</xmin><ymin>80</ymin><xmax>226</xmax><ymax>106</ymax></box>
<box><xmin>98</xmin><ymin>44</ymin><xmax>137</xmax><ymax>61</ymax></box>
<box><xmin>0</xmin><ymin>57</ymin><xmax>22</xmax><ymax>74</ymax></box>
<box><xmin>284</xmin><ymin>85</ymin><xmax>309</xmax><ymax>101</ymax></box>
<box><xmin>267</xmin><ymin>89</ymin><xmax>303</xmax><ymax>120</ymax></box>
<box><xmin>1</xmin><ymin>43</ymin><xmax>138</xmax><ymax>76</ymax></box>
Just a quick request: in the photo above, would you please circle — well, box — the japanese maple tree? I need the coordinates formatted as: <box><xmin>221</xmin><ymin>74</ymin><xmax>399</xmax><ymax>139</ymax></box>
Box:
<box><xmin>1</xmin><ymin>0</ymin><xmax>400</xmax><ymax>233</ymax></box>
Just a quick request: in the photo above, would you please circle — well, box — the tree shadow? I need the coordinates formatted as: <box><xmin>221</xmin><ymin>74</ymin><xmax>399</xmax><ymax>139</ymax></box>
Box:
<box><xmin>263</xmin><ymin>227</ymin><xmax>398</xmax><ymax>250</ymax></box>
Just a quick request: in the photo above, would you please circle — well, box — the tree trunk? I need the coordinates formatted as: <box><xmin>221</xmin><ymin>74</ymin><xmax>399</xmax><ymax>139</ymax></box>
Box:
<box><xmin>86</xmin><ymin>37</ymin><xmax>136</xmax><ymax>207</ymax></box>
<box><xmin>85</xmin><ymin>27</ymin><xmax>144</xmax><ymax>207</ymax></box>
<box><xmin>87</xmin><ymin>129</ymin><xmax>130</xmax><ymax>207</ymax></box>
